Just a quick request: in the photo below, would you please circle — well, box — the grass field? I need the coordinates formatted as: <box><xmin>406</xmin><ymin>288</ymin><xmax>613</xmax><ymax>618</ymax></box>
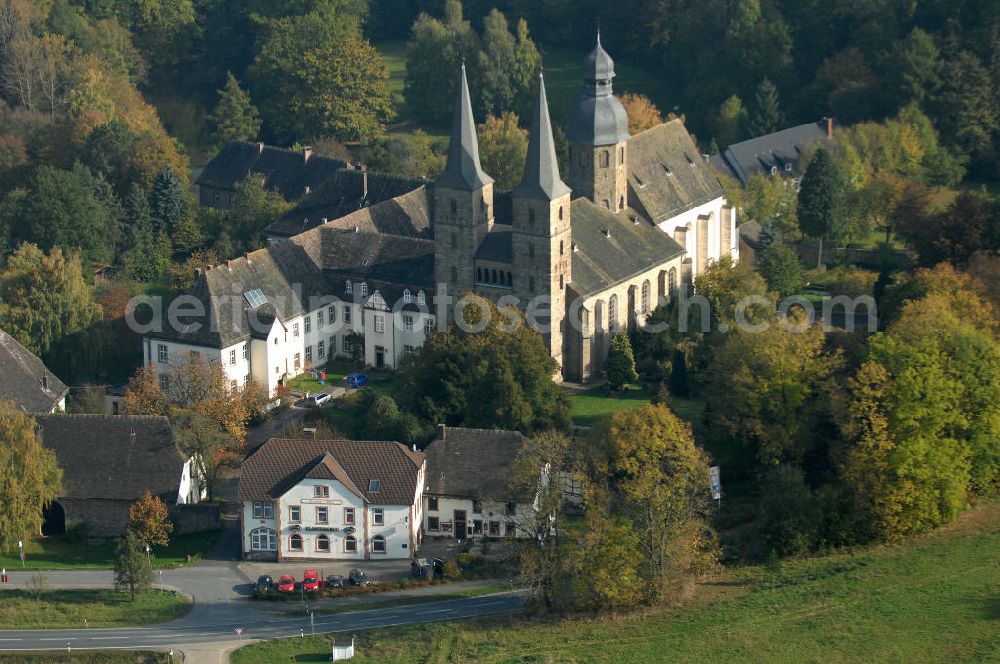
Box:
<box><xmin>286</xmin><ymin>359</ymin><xmax>357</xmax><ymax>394</ymax></box>
<box><xmin>0</xmin><ymin>654</ymin><xmax>172</xmax><ymax>664</ymax></box>
<box><xmin>232</xmin><ymin>502</ymin><xmax>1000</xmax><ymax>663</ymax></box>
<box><xmin>0</xmin><ymin>589</ymin><xmax>191</xmax><ymax>628</ymax></box>
<box><xmin>569</xmin><ymin>384</ymin><xmax>704</xmax><ymax>427</ymax></box>
<box><xmin>0</xmin><ymin>531</ymin><xmax>218</xmax><ymax>571</ymax></box>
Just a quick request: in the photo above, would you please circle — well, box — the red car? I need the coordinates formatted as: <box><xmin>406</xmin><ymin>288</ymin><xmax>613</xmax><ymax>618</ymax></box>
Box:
<box><xmin>302</xmin><ymin>569</ymin><xmax>320</xmax><ymax>592</ymax></box>
<box><xmin>276</xmin><ymin>575</ymin><xmax>296</xmax><ymax>593</ymax></box>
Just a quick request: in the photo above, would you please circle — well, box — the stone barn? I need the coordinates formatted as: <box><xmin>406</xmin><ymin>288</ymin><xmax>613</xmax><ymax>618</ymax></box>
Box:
<box><xmin>36</xmin><ymin>414</ymin><xmax>206</xmax><ymax>537</ymax></box>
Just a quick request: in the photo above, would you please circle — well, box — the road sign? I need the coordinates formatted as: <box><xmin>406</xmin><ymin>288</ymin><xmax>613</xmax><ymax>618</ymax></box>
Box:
<box><xmin>709</xmin><ymin>466</ymin><xmax>721</xmax><ymax>501</ymax></box>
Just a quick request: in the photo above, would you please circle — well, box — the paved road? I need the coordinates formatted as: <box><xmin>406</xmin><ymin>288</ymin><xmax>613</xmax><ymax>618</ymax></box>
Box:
<box><xmin>0</xmin><ymin>522</ymin><xmax>526</xmax><ymax>656</ymax></box>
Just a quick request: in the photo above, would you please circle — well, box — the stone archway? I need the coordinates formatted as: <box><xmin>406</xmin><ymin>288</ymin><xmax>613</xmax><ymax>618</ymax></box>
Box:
<box><xmin>42</xmin><ymin>500</ymin><xmax>66</xmax><ymax>536</ymax></box>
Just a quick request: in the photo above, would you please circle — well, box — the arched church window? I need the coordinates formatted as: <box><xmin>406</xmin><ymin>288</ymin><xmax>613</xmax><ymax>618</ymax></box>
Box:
<box><xmin>601</xmin><ymin>151</ymin><xmax>609</xmax><ymax>168</ymax></box>
<box><xmin>476</xmin><ymin>267</ymin><xmax>482</xmax><ymax>282</ymax></box>
<box><xmin>619</xmin><ymin>196</ymin><xmax>624</xmax><ymax>210</ymax></box>
<box><xmin>602</xmin><ymin>199</ymin><xmax>610</xmax><ymax>209</ymax></box>
<box><xmin>609</xmin><ymin>295</ymin><xmax>619</xmax><ymax>330</ymax></box>
<box><xmin>641</xmin><ymin>280</ymin><xmax>650</xmax><ymax>314</ymax></box>
<box><xmin>492</xmin><ymin>269</ymin><xmax>498</xmax><ymax>284</ymax></box>
<box><xmin>506</xmin><ymin>272</ymin><xmax>512</xmax><ymax>287</ymax></box>
<box><xmin>668</xmin><ymin>268</ymin><xmax>678</xmax><ymax>300</ymax></box>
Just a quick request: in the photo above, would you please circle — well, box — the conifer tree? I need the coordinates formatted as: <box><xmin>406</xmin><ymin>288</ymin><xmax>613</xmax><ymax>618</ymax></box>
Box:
<box><xmin>208</xmin><ymin>73</ymin><xmax>261</xmax><ymax>147</ymax></box>
<box><xmin>113</xmin><ymin>530</ymin><xmax>153</xmax><ymax>601</ymax></box>
<box><xmin>606</xmin><ymin>331</ymin><xmax>639</xmax><ymax>391</ymax></box>
<box><xmin>748</xmin><ymin>78</ymin><xmax>783</xmax><ymax>136</ymax></box>
<box><xmin>797</xmin><ymin>147</ymin><xmax>845</xmax><ymax>268</ymax></box>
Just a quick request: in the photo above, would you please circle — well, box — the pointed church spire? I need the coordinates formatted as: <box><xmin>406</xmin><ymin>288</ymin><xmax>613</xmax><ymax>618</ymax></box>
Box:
<box><xmin>515</xmin><ymin>73</ymin><xmax>570</xmax><ymax>200</ymax></box>
<box><xmin>437</xmin><ymin>63</ymin><xmax>493</xmax><ymax>191</ymax></box>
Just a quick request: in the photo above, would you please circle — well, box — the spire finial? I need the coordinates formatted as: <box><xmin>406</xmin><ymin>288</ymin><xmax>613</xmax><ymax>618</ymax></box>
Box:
<box><xmin>513</xmin><ymin>71</ymin><xmax>569</xmax><ymax>201</ymax></box>
<box><xmin>436</xmin><ymin>63</ymin><xmax>492</xmax><ymax>191</ymax></box>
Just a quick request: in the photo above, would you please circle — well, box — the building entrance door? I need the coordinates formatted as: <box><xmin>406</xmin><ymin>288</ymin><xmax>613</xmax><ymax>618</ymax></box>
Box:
<box><xmin>453</xmin><ymin>510</ymin><xmax>467</xmax><ymax>538</ymax></box>
<box><xmin>375</xmin><ymin>346</ymin><xmax>385</xmax><ymax>368</ymax></box>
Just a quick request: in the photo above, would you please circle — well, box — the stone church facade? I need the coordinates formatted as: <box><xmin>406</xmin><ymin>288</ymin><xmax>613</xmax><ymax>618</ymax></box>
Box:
<box><xmin>147</xmin><ymin>37</ymin><xmax>735</xmax><ymax>386</ymax></box>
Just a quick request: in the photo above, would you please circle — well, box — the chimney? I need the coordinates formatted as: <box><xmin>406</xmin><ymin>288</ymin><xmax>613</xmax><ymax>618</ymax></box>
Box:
<box><xmin>321</xmin><ymin>217</ymin><xmax>328</xmax><ymax>225</ymax></box>
<box><xmin>244</xmin><ymin>252</ymin><xmax>250</xmax><ymax>263</ymax></box>
<box><xmin>226</xmin><ymin>259</ymin><xmax>232</xmax><ymax>270</ymax></box>
<box><xmin>303</xmin><ymin>146</ymin><xmax>313</xmax><ymax>163</ymax></box>
<box><xmin>353</xmin><ymin>225</ymin><xmax>359</xmax><ymax>233</ymax></box>
<box><xmin>41</xmin><ymin>372</ymin><xmax>48</xmax><ymax>390</ymax></box>
<box><xmin>362</xmin><ymin>169</ymin><xmax>368</xmax><ymax>201</ymax></box>
<box><xmin>256</xmin><ymin>142</ymin><xmax>264</xmax><ymax>154</ymax></box>
<box><xmin>436</xmin><ymin>424</ymin><xmax>446</xmax><ymax>440</ymax></box>
<box><xmin>826</xmin><ymin>117</ymin><xmax>834</xmax><ymax>139</ymax></box>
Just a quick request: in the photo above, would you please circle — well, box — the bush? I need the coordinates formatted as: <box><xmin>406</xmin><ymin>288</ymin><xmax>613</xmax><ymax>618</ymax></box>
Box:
<box><xmin>64</xmin><ymin>519</ymin><xmax>88</xmax><ymax>543</ymax></box>
<box><xmin>456</xmin><ymin>552</ymin><xmax>476</xmax><ymax>567</ymax></box>
<box><xmin>828</xmin><ymin>267</ymin><xmax>878</xmax><ymax>298</ymax></box>
<box><xmin>755</xmin><ymin>465</ymin><xmax>822</xmax><ymax>557</ymax></box>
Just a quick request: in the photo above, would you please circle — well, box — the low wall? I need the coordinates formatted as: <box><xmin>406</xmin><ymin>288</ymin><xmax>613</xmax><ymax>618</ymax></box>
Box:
<box><xmin>170</xmin><ymin>503</ymin><xmax>221</xmax><ymax>535</ymax></box>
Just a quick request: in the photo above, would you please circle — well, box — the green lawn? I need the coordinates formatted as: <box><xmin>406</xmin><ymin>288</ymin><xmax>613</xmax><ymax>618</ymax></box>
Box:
<box><xmin>0</xmin><ymin>531</ymin><xmax>218</xmax><ymax>571</ymax></box>
<box><xmin>377</xmin><ymin>40</ymin><xmax>407</xmax><ymax>101</ymax></box>
<box><xmin>0</xmin><ymin>653</ymin><xmax>172</xmax><ymax>663</ymax></box>
<box><xmin>232</xmin><ymin>503</ymin><xmax>1000</xmax><ymax>663</ymax></box>
<box><xmin>286</xmin><ymin>358</ymin><xmax>358</xmax><ymax>394</ymax></box>
<box><xmin>0</xmin><ymin>589</ymin><xmax>191</xmax><ymax>628</ymax></box>
<box><xmin>310</xmin><ymin>585</ymin><xmax>512</xmax><ymax>615</ymax></box>
<box><xmin>569</xmin><ymin>385</ymin><xmax>704</xmax><ymax>427</ymax></box>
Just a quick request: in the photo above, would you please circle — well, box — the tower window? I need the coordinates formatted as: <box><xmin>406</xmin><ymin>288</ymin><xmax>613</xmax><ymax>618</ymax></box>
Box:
<box><xmin>603</xmin><ymin>199</ymin><xmax>610</xmax><ymax>209</ymax></box>
<box><xmin>558</xmin><ymin>206</ymin><xmax>564</xmax><ymax>221</ymax></box>
<box><xmin>451</xmin><ymin>232</ymin><xmax>457</xmax><ymax>249</ymax></box>
<box><xmin>476</xmin><ymin>267</ymin><xmax>482</xmax><ymax>282</ymax></box>
<box><xmin>601</xmin><ymin>151</ymin><xmax>609</xmax><ymax>168</ymax></box>
<box><xmin>619</xmin><ymin>147</ymin><xmax>624</xmax><ymax>164</ymax></box>
<box><xmin>560</xmin><ymin>240</ymin><xmax>564</xmax><ymax>255</ymax></box>
<box><xmin>450</xmin><ymin>199</ymin><xmax>457</xmax><ymax>215</ymax></box>
<box><xmin>529</xmin><ymin>244</ymin><xmax>535</xmax><ymax>258</ymax></box>
<box><xmin>528</xmin><ymin>208</ymin><xmax>535</xmax><ymax>225</ymax></box>
<box><xmin>559</xmin><ymin>274</ymin><xmax>564</xmax><ymax>289</ymax></box>
<box><xmin>491</xmin><ymin>269</ymin><xmax>498</xmax><ymax>284</ymax></box>
<box><xmin>529</xmin><ymin>276</ymin><xmax>535</xmax><ymax>292</ymax></box>
<box><xmin>619</xmin><ymin>195</ymin><xmax>624</xmax><ymax>210</ymax></box>
<box><xmin>451</xmin><ymin>266</ymin><xmax>458</xmax><ymax>281</ymax></box>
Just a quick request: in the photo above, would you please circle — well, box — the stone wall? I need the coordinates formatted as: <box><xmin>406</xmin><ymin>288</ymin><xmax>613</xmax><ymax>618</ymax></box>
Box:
<box><xmin>60</xmin><ymin>498</ymin><xmax>131</xmax><ymax>537</ymax></box>
<box><xmin>170</xmin><ymin>503</ymin><xmax>221</xmax><ymax>535</ymax></box>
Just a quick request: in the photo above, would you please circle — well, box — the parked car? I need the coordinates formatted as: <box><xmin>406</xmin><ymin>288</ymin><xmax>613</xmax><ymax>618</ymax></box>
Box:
<box><xmin>325</xmin><ymin>574</ymin><xmax>345</xmax><ymax>589</ymax></box>
<box><xmin>255</xmin><ymin>575</ymin><xmax>274</xmax><ymax>594</ymax></box>
<box><xmin>276</xmin><ymin>575</ymin><xmax>296</xmax><ymax>593</ymax></box>
<box><xmin>306</xmin><ymin>392</ymin><xmax>332</xmax><ymax>407</ymax></box>
<box><xmin>348</xmin><ymin>568</ymin><xmax>371</xmax><ymax>586</ymax></box>
<box><xmin>346</xmin><ymin>373</ymin><xmax>369</xmax><ymax>388</ymax></box>
<box><xmin>302</xmin><ymin>569</ymin><xmax>320</xmax><ymax>592</ymax></box>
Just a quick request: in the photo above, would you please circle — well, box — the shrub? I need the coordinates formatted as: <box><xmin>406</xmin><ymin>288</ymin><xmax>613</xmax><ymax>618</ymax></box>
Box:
<box><xmin>828</xmin><ymin>267</ymin><xmax>878</xmax><ymax>298</ymax></box>
<box><xmin>64</xmin><ymin>519</ymin><xmax>88</xmax><ymax>543</ymax></box>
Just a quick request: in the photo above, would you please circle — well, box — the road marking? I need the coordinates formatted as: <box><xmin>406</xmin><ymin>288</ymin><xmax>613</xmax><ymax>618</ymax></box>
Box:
<box><xmin>91</xmin><ymin>636</ymin><xmax>129</xmax><ymax>640</ymax></box>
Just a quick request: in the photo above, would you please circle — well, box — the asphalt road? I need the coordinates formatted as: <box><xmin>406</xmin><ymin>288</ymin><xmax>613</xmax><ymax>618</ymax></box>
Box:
<box><xmin>0</xmin><ymin>522</ymin><xmax>526</xmax><ymax>655</ymax></box>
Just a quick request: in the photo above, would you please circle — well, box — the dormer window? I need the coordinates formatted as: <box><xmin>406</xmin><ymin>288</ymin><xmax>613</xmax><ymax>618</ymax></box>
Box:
<box><xmin>662</xmin><ymin>164</ymin><xmax>673</xmax><ymax>176</ymax></box>
<box><xmin>635</xmin><ymin>175</ymin><xmax>645</xmax><ymax>188</ymax></box>
<box><xmin>360</xmin><ymin>282</ymin><xmax>368</xmax><ymax>296</ymax></box>
<box><xmin>369</xmin><ymin>479</ymin><xmax>381</xmax><ymax>492</ymax></box>
<box><xmin>403</xmin><ymin>289</ymin><xmax>411</xmax><ymax>303</ymax></box>
<box><xmin>770</xmin><ymin>166</ymin><xmax>778</xmax><ymax>176</ymax></box>
<box><xmin>785</xmin><ymin>163</ymin><xmax>793</xmax><ymax>172</ymax></box>
<box><xmin>345</xmin><ymin>280</ymin><xmax>353</xmax><ymax>294</ymax></box>
<box><xmin>417</xmin><ymin>290</ymin><xmax>426</xmax><ymax>305</ymax></box>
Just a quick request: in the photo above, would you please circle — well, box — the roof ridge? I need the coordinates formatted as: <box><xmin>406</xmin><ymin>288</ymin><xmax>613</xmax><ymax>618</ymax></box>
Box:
<box><xmin>37</xmin><ymin>413</ymin><xmax>170</xmax><ymax>422</ymax></box>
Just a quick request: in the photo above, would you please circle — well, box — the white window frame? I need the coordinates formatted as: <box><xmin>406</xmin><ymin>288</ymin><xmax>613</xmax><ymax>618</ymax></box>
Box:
<box><xmin>157</xmin><ymin>344</ymin><xmax>168</xmax><ymax>363</ymax></box>
<box><xmin>316</xmin><ymin>506</ymin><xmax>328</xmax><ymax>524</ymax></box>
<box><xmin>252</xmin><ymin>501</ymin><xmax>274</xmax><ymax>519</ymax></box>
<box><xmin>250</xmin><ymin>527</ymin><xmax>277</xmax><ymax>551</ymax></box>
<box><xmin>373</xmin><ymin>508</ymin><xmax>384</xmax><ymax>526</ymax></box>
<box><xmin>372</xmin><ymin>534</ymin><xmax>386</xmax><ymax>554</ymax></box>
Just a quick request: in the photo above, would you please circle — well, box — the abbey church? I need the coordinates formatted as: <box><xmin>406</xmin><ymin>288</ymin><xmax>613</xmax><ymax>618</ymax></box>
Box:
<box><xmin>156</xmin><ymin>38</ymin><xmax>736</xmax><ymax>389</ymax></box>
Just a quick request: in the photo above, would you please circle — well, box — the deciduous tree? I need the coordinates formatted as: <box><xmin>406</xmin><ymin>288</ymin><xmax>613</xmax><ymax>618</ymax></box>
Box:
<box><xmin>128</xmin><ymin>491</ymin><xmax>173</xmax><ymax>549</ymax></box>
<box><xmin>0</xmin><ymin>402</ymin><xmax>62</xmax><ymax>555</ymax></box>
<box><xmin>113</xmin><ymin>530</ymin><xmax>153</xmax><ymax>601</ymax></box>
<box><xmin>620</xmin><ymin>92</ymin><xmax>663</xmax><ymax>135</ymax></box>
<box><xmin>477</xmin><ymin>112</ymin><xmax>527</xmax><ymax>191</ymax></box>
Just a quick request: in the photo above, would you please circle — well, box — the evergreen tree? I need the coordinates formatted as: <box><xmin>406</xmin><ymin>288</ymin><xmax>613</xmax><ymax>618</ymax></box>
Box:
<box><xmin>113</xmin><ymin>530</ymin><xmax>153</xmax><ymax>601</ymax></box>
<box><xmin>149</xmin><ymin>166</ymin><xmax>188</xmax><ymax>237</ymax></box>
<box><xmin>122</xmin><ymin>186</ymin><xmax>170</xmax><ymax>282</ymax></box>
<box><xmin>797</xmin><ymin>147</ymin><xmax>845</xmax><ymax>268</ymax></box>
<box><xmin>930</xmin><ymin>51</ymin><xmax>998</xmax><ymax>165</ymax></box>
<box><xmin>606</xmin><ymin>331</ymin><xmax>639</xmax><ymax>391</ymax></box>
<box><xmin>207</xmin><ymin>72</ymin><xmax>261</xmax><ymax>147</ymax></box>
<box><xmin>748</xmin><ymin>78</ymin><xmax>782</xmax><ymax>136</ymax></box>
<box><xmin>668</xmin><ymin>346</ymin><xmax>689</xmax><ymax>397</ymax></box>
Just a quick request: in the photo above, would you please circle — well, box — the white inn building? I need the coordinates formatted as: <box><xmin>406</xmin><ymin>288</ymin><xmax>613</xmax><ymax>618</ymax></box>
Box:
<box><xmin>238</xmin><ymin>438</ymin><xmax>425</xmax><ymax>561</ymax></box>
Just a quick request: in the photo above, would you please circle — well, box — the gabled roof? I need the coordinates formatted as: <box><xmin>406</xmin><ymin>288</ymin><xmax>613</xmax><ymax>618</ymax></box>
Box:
<box><xmin>627</xmin><ymin>119</ymin><xmax>725</xmax><ymax>222</ymax></box>
<box><xmin>239</xmin><ymin>438</ymin><xmax>425</xmax><ymax>505</ymax></box>
<box><xmin>0</xmin><ymin>331</ymin><xmax>68</xmax><ymax>413</ymax></box>
<box><xmin>436</xmin><ymin>64</ymin><xmax>493</xmax><ymax>191</ymax></box>
<box><xmin>152</xmin><ymin>225</ymin><xmax>436</xmax><ymax>348</ymax></box>
<box><xmin>514</xmin><ymin>73</ymin><xmax>570</xmax><ymax>201</ymax></box>
<box><xmin>267</xmin><ymin>173</ymin><xmax>430</xmax><ymax>239</ymax></box>
<box><xmin>196</xmin><ymin>142</ymin><xmax>348</xmax><ymax>200</ymax></box>
<box><xmin>570</xmin><ymin>198</ymin><xmax>686</xmax><ymax>297</ymax></box>
<box><xmin>36</xmin><ymin>414</ymin><xmax>187</xmax><ymax>502</ymax></box>
<box><xmin>475</xmin><ymin>226</ymin><xmax>513</xmax><ymax>263</ymax></box>
<box><xmin>423</xmin><ymin>426</ymin><xmax>529</xmax><ymax>501</ymax></box>
<box><xmin>715</xmin><ymin>120</ymin><xmax>832</xmax><ymax>184</ymax></box>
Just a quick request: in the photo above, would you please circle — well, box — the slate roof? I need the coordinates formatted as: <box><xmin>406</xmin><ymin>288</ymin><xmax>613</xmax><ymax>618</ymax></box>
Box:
<box><xmin>567</xmin><ymin>35</ymin><xmax>629</xmax><ymax>146</ymax></box>
<box><xmin>154</xmin><ymin>224</ymin><xmax>436</xmax><ymax>348</ymax></box>
<box><xmin>267</xmin><ymin>172</ymin><xmax>430</xmax><ymax>239</ymax></box>
<box><xmin>36</xmin><ymin>415</ymin><xmax>187</xmax><ymax>503</ymax></box>
<box><xmin>423</xmin><ymin>426</ymin><xmax>529</xmax><ymax>501</ymax></box>
<box><xmin>437</xmin><ymin>64</ymin><xmax>493</xmax><ymax>191</ymax></box>
<box><xmin>570</xmin><ymin>198</ymin><xmax>687</xmax><ymax>297</ymax></box>
<box><xmin>0</xmin><ymin>331</ymin><xmax>68</xmax><ymax>413</ymax></box>
<box><xmin>627</xmin><ymin>119</ymin><xmax>725</xmax><ymax>223</ymax></box>
<box><xmin>239</xmin><ymin>438</ymin><xmax>425</xmax><ymax>505</ymax></box>
<box><xmin>197</xmin><ymin>142</ymin><xmax>348</xmax><ymax>200</ymax></box>
<box><xmin>475</xmin><ymin>226</ymin><xmax>513</xmax><ymax>263</ymax></box>
<box><xmin>714</xmin><ymin>120</ymin><xmax>832</xmax><ymax>184</ymax></box>
<box><xmin>513</xmin><ymin>74</ymin><xmax>570</xmax><ymax>200</ymax></box>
